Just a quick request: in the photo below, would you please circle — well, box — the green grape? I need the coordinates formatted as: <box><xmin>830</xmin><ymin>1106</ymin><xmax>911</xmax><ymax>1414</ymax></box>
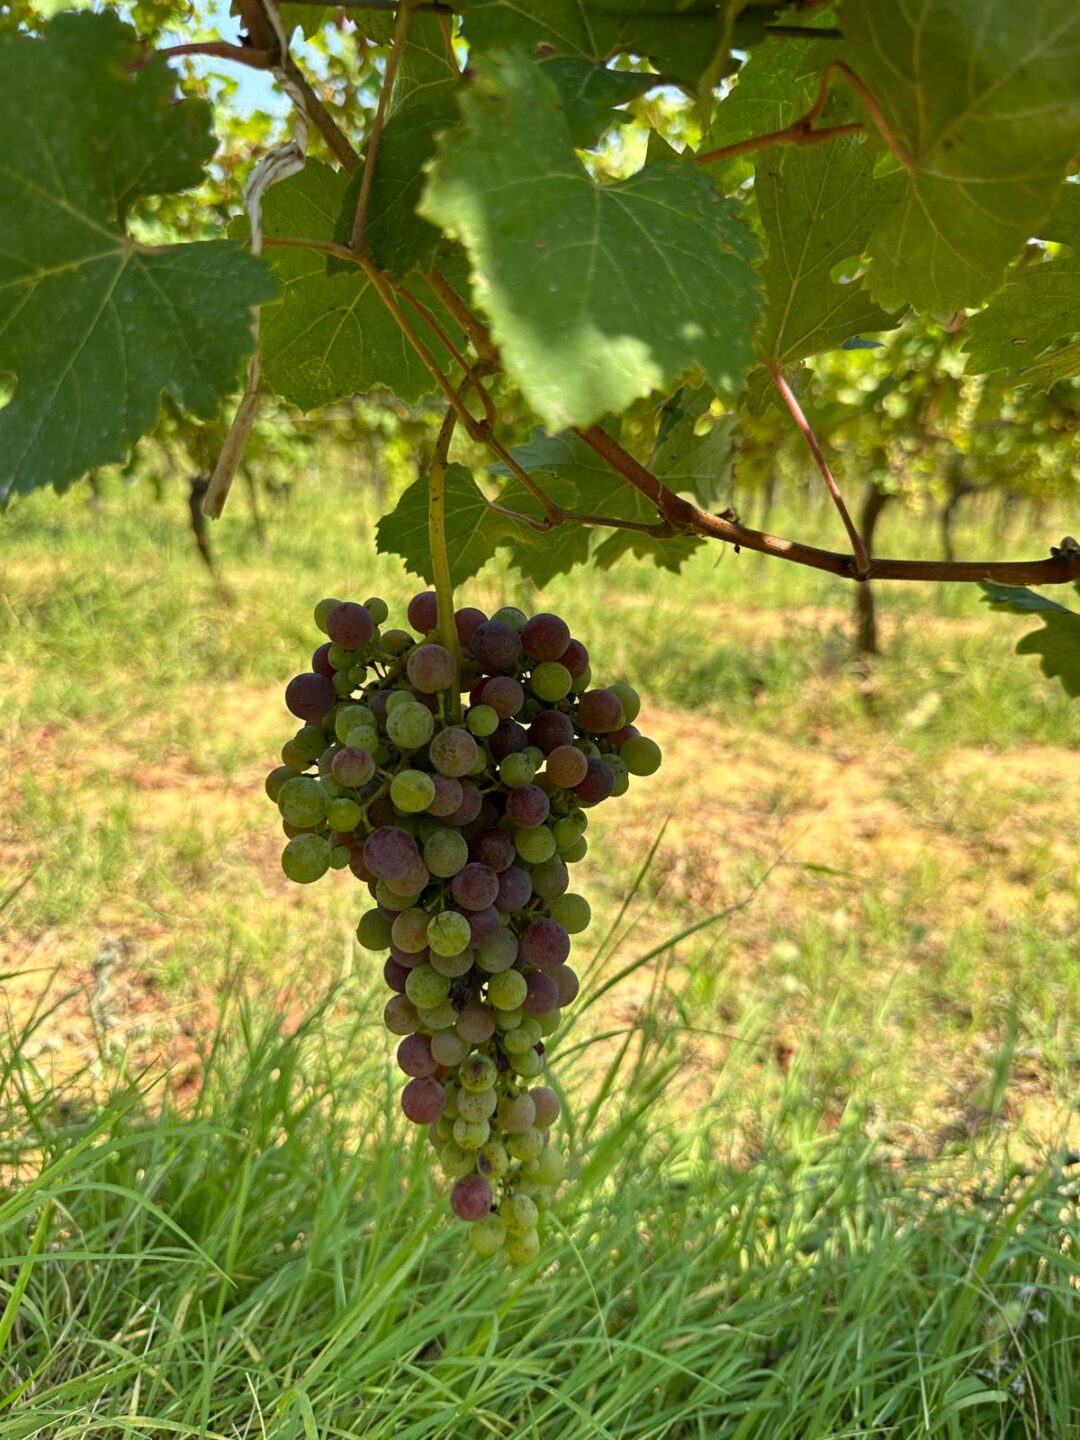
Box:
<box><xmin>424</xmin><ymin>828</ymin><xmax>469</xmax><ymax>879</ymax></box>
<box><xmin>314</xmin><ymin>597</ymin><xmax>343</xmax><ymax>632</ymax></box>
<box><xmin>442</xmin><ymin>1082</ymin><xmax>461</xmax><ymax>1118</ymax></box>
<box><xmin>334</xmin><ymin>704</ymin><xmax>372</xmax><ymax>744</ymax></box>
<box><xmin>430</xmin><ymin>948</ymin><xmax>474</xmax><ymax>978</ymax></box>
<box><xmin>577</xmin><ymin>738</ymin><xmax>601</xmax><ymax>760</ymax></box>
<box><xmin>386</xmin><ymin>690</ymin><xmax>413</xmax><ymax>714</ymax></box>
<box><xmin>453</xmin><ymin>1117</ymin><xmax>490</xmax><ymax>1150</ymax></box>
<box><xmin>387</xmin><ymin>703</ymin><xmax>435</xmax><ymax>750</ymax></box>
<box><xmin>356</xmin><ymin>909</ymin><xmax>393</xmax><ymax>950</ymax></box>
<box><xmin>321</xmin><ymin>775</ymin><xmax>345</xmax><ymax>799</ymax></box>
<box><xmin>459</xmin><ymin>1054</ymin><xmax>498</xmax><ymax>1091</ymax></box>
<box><xmin>530</xmin><ymin>661</ymin><xmax>572</xmax><ymax>702</ymax></box>
<box><xmin>499</xmin><ymin>752</ymin><xmax>536</xmax><ymax>787</ymax></box>
<box><xmin>427</xmin><ymin>909</ymin><xmax>472</xmax><ymax>957</ymax></box>
<box><xmin>282</xmin><ymin>834</ymin><xmax>331</xmax><ymax>884</ymax></box>
<box><xmin>384</xmin><ymin>994</ymin><xmax>421</xmax><ymax>1035</ymax></box>
<box><xmin>278</xmin><ymin>775</ymin><xmax>328</xmax><ymax>829</ymax></box>
<box><xmin>507</xmin><ymin>1127</ymin><xmax>545</xmax><ymax>1163</ymax></box>
<box><xmin>487</xmin><ymin>969</ymin><xmax>528</xmax><ymax>1011</ymax></box>
<box><xmin>609</xmin><ymin>682</ymin><xmax>641</xmax><ymax>723</ymax></box>
<box><xmin>505</xmin><ymin>1226</ymin><xmax>540</xmax><ymax>1264</ymax></box>
<box><xmin>517</xmin><ymin>1182</ymin><xmax>555</xmax><ymax>1211</ymax></box>
<box><xmin>329</xmin><ymin>844</ymin><xmax>351</xmax><ymax>870</ymax></box>
<box><xmin>380</xmin><ymin>629</ymin><xmax>413</xmax><ymax>656</ymax></box>
<box><xmin>571</xmin><ymin>667</ymin><xmax>590</xmax><ymax>694</ymax></box>
<box><xmin>431</xmin><ymin>1030</ymin><xmax>469</xmax><ymax>1067</ymax></box>
<box><xmin>530</xmin><ymin>855</ymin><xmax>569</xmax><ymax>900</ymax></box>
<box><xmin>476</xmin><ymin>1139</ymin><xmax>510</xmax><ymax>1180</ymax></box>
<box><xmin>503</xmin><ymin>1025</ymin><xmax>534</xmax><ymax>1055</ymax></box>
<box><xmin>493</xmin><ymin>1006</ymin><xmax>524</xmax><ymax>1031</ymax></box>
<box><xmin>531</xmin><ymin>1148</ymin><xmax>566</xmax><ymax>1186</ymax></box>
<box><xmin>440</xmin><ymin>1140</ymin><xmax>476</xmax><ymax>1180</ymax></box>
<box><xmin>326</xmin><ymin>797</ymin><xmax>362</xmax><ymax>831</ymax></box>
<box><xmin>457</xmin><ymin>1086</ymin><xmax>497</xmax><ymax>1122</ymax></box>
<box><xmin>553</xmin><ymin>815</ymin><xmax>586</xmax><ymax>851</ymax></box>
<box><xmin>331</xmin><ymin>671</ymin><xmax>355</xmax><ymax>697</ymax></box>
<box><xmin>435</xmin><ymin>1115</ymin><xmax>454</xmax><ymax>1141</ymax></box>
<box><xmin>502</xmin><ymin>1193</ymin><xmax>539</xmax><ymax>1234</ymax></box>
<box><xmin>515</xmin><ymin>825</ymin><xmax>556</xmax><ymax>864</ymax></box>
<box><xmin>497</xmin><ymin>1092</ymin><xmax>535</xmax><ymax>1131</ymax></box>
<box><xmin>466</xmin><ymin>704</ymin><xmax>499</xmax><ymax>738</ymax></box>
<box><xmin>417</xmin><ymin>1000</ymin><xmax>458</xmax><ymax>1030</ymax></box>
<box><xmin>537</xmin><ymin>1008</ymin><xmax>562</xmax><ymax>1037</ymax></box>
<box><xmin>509</xmin><ymin>1048</ymin><xmax>544</xmax><ymax>1079</ymax></box>
<box><xmin>390</xmin><ymin>769</ymin><xmax>437</xmax><ymax>814</ymax></box>
<box><xmin>607</xmin><ymin>754</ymin><xmax>630</xmax><ymax>797</ymax></box>
<box><xmin>519</xmin><ymin>1017</ymin><xmax>543</xmax><ymax>1045</ymax></box>
<box><xmin>621</xmin><ymin>735</ymin><xmax>662</xmax><ymax>776</ymax></box>
<box><xmin>347</xmin><ymin>663</ymin><xmax>368</xmax><ymax>685</ymax></box>
<box><xmin>548</xmin><ymin>893</ymin><xmax>591</xmax><ymax>933</ymax></box>
<box><xmin>405</xmin><ymin>964</ymin><xmax>451</xmax><ymax>1009</ymax></box>
<box><xmin>468</xmin><ymin>1214</ymin><xmax>507</xmax><ymax>1256</ymax></box>
<box><xmin>491</xmin><ymin>606</ymin><xmax>527</xmax><ymax>629</ymax></box>
<box><xmin>290</xmin><ymin>725</ymin><xmax>328</xmax><ymax>764</ymax></box>
<box><xmin>364</xmin><ymin>596</ymin><xmax>390</xmax><ymax>625</ymax></box>
<box><xmin>391</xmin><ymin>907</ymin><xmax>429</xmax><ymax>953</ymax></box>
<box><xmin>467</xmin><ymin>749</ymin><xmax>488</xmax><ymax>778</ymax></box>
<box><xmin>266</xmin><ymin>765</ymin><xmax>301</xmax><ymax>802</ymax></box>
<box><xmin>328</xmin><ymin>644</ymin><xmax>358</xmax><ymax>671</ymax></box>
<box><xmin>375</xmin><ymin>880</ymin><xmax>420</xmax><ymax>912</ymax></box>
<box><xmin>561</xmin><ymin>836</ymin><xmax>588</xmax><ymax>864</ymax></box>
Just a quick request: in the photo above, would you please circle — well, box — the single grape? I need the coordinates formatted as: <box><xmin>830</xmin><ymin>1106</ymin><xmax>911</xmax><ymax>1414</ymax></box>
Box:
<box><xmin>480</xmin><ymin>676</ymin><xmax>525</xmax><ymax>719</ymax></box>
<box><xmin>278</xmin><ymin>775</ymin><xmax>328</xmax><ymax>829</ymax></box>
<box><xmin>328</xmin><ymin>643</ymin><xmax>359</xmax><ymax>672</ymax></box>
<box><xmin>514</xmin><ymin>825</ymin><xmax>557</xmax><ymax>865</ymax></box>
<box><xmin>574</xmin><ymin>759</ymin><xmax>615</xmax><ymax>806</ymax></box>
<box><xmin>376</xmin><ymin>880</ymin><xmax>419</xmax><ymax>913</ymax></box>
<box><xmin>362</xmin><ymin>595</ymin><xmax>389</xmax><ymax>625</ymax></box>
<box><xmin>314</xmin><ymin>597</ymin><xmax>343</xmax><ymax>633</ymax></box>
<box><xmin>529</xmin><ymin>856</ymin><xmax>569</xmax><ymax>900</ymax></box>
<box><xmin>385</xmin><ymin>691</ymin><xmax>413</xmax><ymax>715</ymax></box>
<box><xmin>454</xmin><ymin>606</ymin><xmax>487</xmax><ymax>646</ymax></box>
<box><xmin>357</xmin><ymin>908</ymin><xmax>393</xmax><ymax>950</ymax></box>
<box><xmin>384</xmin><ymin>995</ymin><xmax>421</xmax><ymax>1038</ymax></box>
<box><xmin>459</xmin><ymin>1054</ymin><xmax>498</xmax><ymax>1091</ymax></box>
<box><xmin>312</xmin><ymin>642</ymin><xmax>335</xmax><ymax>679</ymax></box>
<box><xmin>424</xmin><ymin>827</ymin><xmax>469</xmax><ymax>879</ymax></box>
<box><xmin>427</xmin><ymin>909</ymin><xmax>473</xmax><ymax>957</ymax></box>
<box><xmin>453</xmin><ymin>1117</ymin><xmax>490</xmax><ymax>1150</ymax></box>
<box><xmin>476</xmin><ymin>1139</ymin><xmax>510</xmax><ymax>1180</ymax></box>
<box><xmin>503</xmin><ymin>1025</ymin><xmax>535</xmax><ymax>1056</ymax></box>
<box><xmin>383</xmin><ymin>956</ymin><xmax>409</xmax><ymax>993</ymax></box>
<box><xmin>426</xmin><ymin>774</ymin><xmax>464</xmax><ymax>818</ymax></box>
<box><xmin>509</xmin><ymin>1048</ymin><xmax>545</xmax><ymax>1079</ymax></box>
<box><xmin>405</xmin><ymin>964</ymin><xmax>452</xmax><ymax>1009</ymax></box>
<box><xmin>456</xmin><ymin>1086</ymin><xmax>497</xmax><ymax>1122</ymax></box>
<box><xmin>444</xmin><ymin>781</ymin><xmax>484</xmax><ymax>828</ymax></box>
<box><xmin>491</xmin><ymin>606</ymin><xmax>528</xmax><ymax>629</ymax></box>
<box><xmin>332</xmin><ymin>746</ymin><xmax>375</xmax><ymax>787</ymax></box>
<box><xmin>608</xmin><ymin>682</ymin><xmax>641</xmax><ymax>724</ymax></box>
<box><xmin>431</xmin><ymin>1029</ymin><xmax>469</xmax><ymax>1067</ymax></box>
<box><xmin>470</xmin><ymin>620</ymin><xmax>522</xmax><ymax>673</ymax></box>
<box><xmin>544</xmin><ymin>745</ymin><xmax>588</xmax><ymax>789</ymax></box>
<box><xmin>391</xmin><ymin>907</ymin><xmax>430</xmax><ymax>953</ymax></box>
<box><xmin>577</xmin><ymin>688</ymin><xmax>625</xmax><ymax>733</ymax></box>
<box><xmin>451</xmin><ymin>1174</ymin><xmax>492</xmax><ymax>1221</ymax></box>
<box><xmin>289</xmin><ymin>725</ymin><xmax>328</xmax><ymax>764</ymax></box>
<box><xmin>282</xmin><ymin>834</ymin><xmax>331</xmax><ymax>884</ymax></box>
<box><xmin>499</xmin><ymin>752</ymin><xmax>537</xmax><ymax>788</ymax></box>
<box><xmin>454</xmin><ymin>1002</ymin><xmax>495</xmax><ymax>1047</ymax></box>
<box><xmin>390</xmin><ymin>769</ymin><xmax>437</xmax><ymax>814</ymax></box>
<box><xmin>528</xmin><ymin>663</ymin><xmax>572</xmax><ymax>706</ymax></box>
<box><xmin>532</xmin><ymin>1149</ymin><xmax>566</xmax><ymax>1187</ymax></box>
<box><xmin>430</xmin><ymin>947</ymin><xmax>474</xmax><ymax>979</ymax></box>
<box><xmin>607</xmin><ymin>754</ymin><xmax>630</xmax><ymax>797</ymax></box>
<box><xmin>397</xmin><ymin>1033</ymin><xmax>436</xmax><ymax>1077</ymax></box>
<box><xmin>497</xmin><ymin>1092</ymin><xmax>536</xmax><ymax>1133</ymax></box>
<box><xmin>561</xmin><ymin>836</ymin><xmax>588</xmax><ymax>863</ymax></box>
<box><xmin>417</xmin><ymin>999</ymin><xmax>458</xmax><ymax>1030</ymax></box>
<box><xmin>529</xmin><ymin>1087</ymin><xmax>560</xmax><ymax>1128</ymax></box>
<box><xmin>494</xmin><ymin>866</ymin><xmax>532</xmax><ymax>912</ymax></box>
<box><xmin>401</xmin><ymin>1076</ymin><xmax>445</xmax><ymax>1124</ymax></box>
<box><xmin>488</xmin><ymin>969</ymin><xmax>528</xmax><ymax>1012</ymax></box>
<box><xmin>465</xmin><ymin>704</ymin><xmax>499</xmax><ymax>738</ymax></box>
<box><xmin>470</xmin><ymin>828</ymin><xmax>516</xmax><ymax>873</ymax></box>
<box><xmin>440</xmin><ymin>1140</ymin><xmax>476</xmax><ymax>1180</ymax></box>
<box><xmin>621</xmin><ymin>735</ymin><xmax>662</xmax><ymax>776</ymax></box>
<box><xmin>502</xmin><ymin>1193</ymin><xmax>539</xmax><ymax>1234</ymax></box>
<box><xmin>468</xmin><ymin>1214</ymin><xmax>508</xmax><ymax>1256</ymax></box>
<box><xmin>521</xmin><ymin>613</ymin><xmax>571</xmax><ymax>662</ymax></box>
<box><xmin>522</xmin><ymin>969</ymin><xmax>560</xmax><ymax>1017</ymax></box>
<box><xmin>550</xmin><ymin>964</ymin><xmax>580</xmax><ymax>1006</ymax></box>
<box><xmin>266</xmin><ymin>765</ymin><xmax>300</xmax><ymax>803</ymax></box>
<box><xmin>363</xmin><ymin>826</ymin><xmax>419</xmax><ymax>881</ymax></box>
<box><xmin>506</xmin><ymin>784</ymin><xmax>550</xmax><ymax>829</ymax></box>
<box><xmin>520</xmin><ymin>918</ymin><xmax>571</xmax><ymax>969</ymax></box>
<box><xmin>476</xmin><ymin>928</ymin><xmax>519</xmax><ymax>974</ymax></box>
<box><xmin>326</xmin><ymin>602</ymin><xmax>375</xmax><ymax>650</ymax></box>
<box><xmin>507</xmin><ymin>1127</ymin><xmax>545</xmax><ymax>1163</ymax></box>
<box><xmin>386</xmin><ymin>702</ymin><xmax>436</xmax><ymax>750</ymax></box>
<box><xmin>407</xmin><ymin>643</ymin><xmax>457</xmax><ymax>694</ymax></box>
<box><xmin>429</xmin><ymin>727</ymin><xmax>478</xmax><ymax>778</ymax></box>
<box><xmin>527</xmin><ymin>709</ymin><xmax>575</xmax><ymax>755</ymax></box>
<box><xmin>326</xmin><ymin>797</ymin><xmax>362</xmax><ymax>832</ymax></box>
<box><xmin>407</xmin><ymin>591</ymin><xmax>438</xmax><ymax>633</ymax></box>
<box><xmin>451</xmin><ymin>862</ymin><xmax>500</xmax><ymax>911</ymax></box>
<box><xmin>382</xmin><ymin>854</ymin><xmax>430</xmax><ymax>897</ymax></box>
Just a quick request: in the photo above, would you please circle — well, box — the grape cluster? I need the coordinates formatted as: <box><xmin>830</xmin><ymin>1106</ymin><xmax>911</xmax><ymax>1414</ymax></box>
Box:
<box><xmin>266</xmin><ymin>592</ymin><xmax>662</xmax><ymax>1261</ymax></box>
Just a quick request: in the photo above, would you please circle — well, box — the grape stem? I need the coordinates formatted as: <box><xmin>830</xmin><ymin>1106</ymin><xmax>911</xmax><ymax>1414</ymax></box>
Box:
<box><xmin>429</xmin><ymin>404</ymin><xmax>464</xmax><ymax>719</ymax></box>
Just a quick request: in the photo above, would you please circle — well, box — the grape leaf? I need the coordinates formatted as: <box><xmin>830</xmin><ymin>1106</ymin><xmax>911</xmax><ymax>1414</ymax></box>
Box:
<box><xmin>421</xmin><ymin>52</ymin><xmax>763</xmax><ymax>432</ymax></box>
<box><xmin>648</xmin><ymin>386</ymin><xmax>736</xmax><ymax>508</ymax></box>
<box><xmin>981</xmin><ymin>582</ymin><xmax>1080</xmax><ymax>697</ymax></box>
<box><xmin>756</xmin><ymin>137</ymin><xmax>902</xmax><ymax>367</ymax></box>
<box><xmin>0</xmin><ymin>11</ymin><xmax>273</xmax><ymax>503</ymax></box>
<box><xmin>376</xmin><ymin>462</ymin><xmax>536</xmax><ymax>585</ymax></box>
<box><xmin>841</xmin><ymin>0</ymin><xmax>1080</xmax><ymax>314</ymax></box>
<box><xmin>962</xmin><ymin>254</ymin><xmax>1080</xmax><ymax>388</ymax></box>
<box><xmin>537</xmin><ymin>56</ymin><xmax>655</xmax><ymax>150</ymax></box>
<box><xmin>278</xmin><ymin>5</ymin><xmax>332</xmax><ymax>40</ymax></box>
<box><xmin>460</xmin><ymin>0</ymin><xmax>735</xmax><ymax>90</ymax></box>
<box><xmin>251</xmin><ymin>162</ymin><xmax>462</xmax><ymax>410</ymax></box>
<box><xmin>495</xmin><ymin>471</ymin><xmax>590</xmax><ymax>586</ymax></box>
<box><xmin>705</xmin><ymin>31</ymin><xmax>838</xmax><ymax>150</ymax></box>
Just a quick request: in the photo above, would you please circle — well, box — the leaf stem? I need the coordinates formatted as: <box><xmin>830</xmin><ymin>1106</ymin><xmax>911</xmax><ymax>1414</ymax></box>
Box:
<box><xmin>769</xmin><ymin>365</ymin><xmax>870</xmax><ymax>576</ymax></box>
<box><xmin>350</xmin><ymin>0</ymin><xmax>415</xmax><ymax>253</ymax></box>
<box><xmin>392</xmin><ymin>282</ymin><xmax>498</xmax><ymax>429</ymax></box>
<box><xmin>424</xmin><ymin>268</ymin><xmax>500</xmax><ymax>367</ymax></box>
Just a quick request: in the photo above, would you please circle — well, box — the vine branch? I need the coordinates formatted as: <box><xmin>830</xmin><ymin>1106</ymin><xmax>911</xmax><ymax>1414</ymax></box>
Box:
<box><xmin>350</xmin><ymin>0</ymin><xmax>414</xmax><ymax>253</ymax></box>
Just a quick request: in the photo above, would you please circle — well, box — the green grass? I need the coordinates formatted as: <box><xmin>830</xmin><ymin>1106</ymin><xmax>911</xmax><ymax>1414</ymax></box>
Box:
<box><xmin>2</xmin><ymin>469</ymin><xmax>1079</xmax><ymax>1437</ymax></box>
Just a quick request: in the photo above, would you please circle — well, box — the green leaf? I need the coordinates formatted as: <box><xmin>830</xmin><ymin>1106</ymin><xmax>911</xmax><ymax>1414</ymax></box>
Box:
<box><xmin>495</xmin><ymin>471</ymin><xmax>590</xmax><ymax>587</ymax></box>
<box><xmin>537</xmin><ymin>56</ymin><xmax>655</xmax><ymax>150</ymax></box>
<box><xmin>756</xmin><ymin>138</ymin><xmax>902</xmax><ymax>367</ymax></box>
<box><xmin>963</xmin><ymin>252</ymin><xmax>1080</xmax><ymax>388</ymax></box>
<box><xmin>376</xmin><ymin>463</ymin><xmax>523</xmax><ymax>585</ymax></box>
<box><xmin>648</xmin><ymin>385</ymin><xmax>736</xmax><ymax>508</ymax></box>
<box><xmin>460</xmin><ymin>0</ymin><xmax>734</xmax><ymax>90</ymax></box>
<box><xmin>841</xmin><ymin>0</ymin><xmax>1080</xmax><ymax>314</ymax></box>
<box><xmin>981</xmin><ymin>582</ymin><xmax>1080</xmax><ymax>697</ymax></box>
<box><xmin>278</xmin><ymin>4</ymin><xmax>333</xmax><ymax>40</ymax></box>
<box><xmin>252</xmin><ymin>162</ymin><xmax>462</xmax><ymax>410</ymax></box>
<box><xmin>421</xmin><ymin>52</ymin><xmax>763</xmax><ymax>432</ymax></box>
<box><xmin>0</xmin><ymin>12</ymin><xmax>273</xmax><ymax>503</ymax></box>
<box><xmin>705</xmin><ymin>31</ymin><xmax>838</xmax><ymax>150</ymax></box>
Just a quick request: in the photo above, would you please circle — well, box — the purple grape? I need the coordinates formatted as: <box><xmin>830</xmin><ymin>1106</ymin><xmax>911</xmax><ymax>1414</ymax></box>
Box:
<box><xmin>363</xmin><ymin>826</ymin><xmax>419</xmax><ymax>882</ymax></box>
<box><xmin>561</xmin><ymin>639</ymin><xmax>589</xmax><ymax>679</ymax></box>
<box><xmin>390</xmin><ymin>942</ymin><xmax>429</xmax><ymax>969</ymax></box>
<box><xmin>331</xmin><ymin>746</ymin><xmax>375</xmax><ymax>787</ymax></box>
<box><xmin>495</xmin><ymin>866</ymin><xmax>532</xmax><ymax>913</ymax></box>
<box><xmin>429</xmin><ymin>727</ymin><xmax>478</xmax><ymax>778</ymax></box>
<box><xmin>383</xmin><ymin>957</ymin><xmax>409</xmax><ymax>993</ymax></box>
<box><xmin>311</xmin><ymin>642</ymin><xmax>335</xmax><ymax>679</ymax></box>
<box><xmin>408</xmin><ymin>592</ymin><xmax>438</xmax><ymax>633</ymax></box>
<box><xmin>506</xmin><ymin>784</ymin><xmax>550</xmax><ymax>829</ymax></box>
<box><xmin>481</xmin><ymin>676</ymin><xmax>525</xmax><ymax>718</ymax></box>
<box><xmin>467</xmin><ymin>905</ymin><xmax>502</xmax><ymax>948</ymax></box>
<box><xmin>470</xmin><ymin>828</ymin><xmax>516</xmax><ymax>873</ymax></box>
<box><xmin>609</xmin><ymin>723</ymin><xmax>639</xmax><ymax>747</ymax></box>
<box><xmin>578</xmin><ymin>689</ymin><xmax>625</xmax><ymax>733</ymax></box>
<box><xmin>401</xmin><ymin>1076</ymin><xmax>445</xmax><ymax>1123</ymax></box>
<box><xmin>521</xmin><ymin>612</ymin><xmax>571</xmax><ymax>662</ymax></box>
<box><xmin>528</xmin><ymin>709</ymin><xmax>575</xmax><ymax>754</ymax></box>
<box><xmin>407</xmin><ymin>643</ymin><xmax>457</xmax><ymax>694</ymax></box>
<box><xmin>451</xmin><ymin>862</ymin><xmax>500</xmax><ymax>911</ymax></box>
<box><xmin>326</xmin><ymin>602</ymin><xmax>375</xmax><ymax>650</ymax></box>
<box><xmin>455</xmin><ymin>607</ymin><xmax>487</xmax><ymax>647</ymax></box>
<box><xmin>444</xmin><ymin>781</ymin><xmax>483</xmax><ymax>827</ymax></box>
<box><xmin>451</xmin><ymin>1174</ymin><xmax>492</xmax><ymax>1221</ymax></box>
<box><xmin>455</xmin><ymin>1001</ymin><xmax>496</xmax><ymax>1043</ymax></box>
<box><xmin>368</xmin><ymin>689</ymin><xmax>391</xmax><ymax>723</ymax></box>
<box><xmin>522</xmin><ymin>970</ymin><xmax>560</xmax><ymax>1016</ymax></box>
<box><xmin>574</xmin><ymin>759</ymin><xmax>615</xmax><ymax>805</ymax></box>
<box><xmin>490</xmin><ymin>719</ymin><xmax>529</xmax><ymax>762</ymax></box>
<box><xmin>470</xmin><ymin>620</ymin><xmax>522</xmax><ymax>673</ymax></box>
<box><xmin>530</xmin><ymin>1086</ymin><xmax>561</xmax><ymax>1127</ymax></box>
<box><xmin>397</xmin><ymin>1033</ymin><xmax>437</xmax><ymax>1077</ymax></box>
<box><xmin>551</xmin><ymin>963</ymin><xmax>580</xmax><ymax>1006</ymax></box>
<box><xmin>427</xmin><ymin>774</ymin><xmax>464</xmax><ymax>818</ymax></box>
<box><xmin>285</xmin><ymin>672</ymin><xmax>336</xmax><ymax>723</ymax></box>
<box><xmin>545</xmin><ymin>744</ymin><xmax>588</xmax><ymax>788</ymax></box>
<box><xmin>520</xmin><ymin>918</ymin><xmax>571</xmax><ymax>969</ymax></box>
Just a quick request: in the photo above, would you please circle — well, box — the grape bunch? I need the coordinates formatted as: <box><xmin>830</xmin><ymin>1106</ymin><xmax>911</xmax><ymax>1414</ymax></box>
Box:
<box><xmin>266</xmin><ymin>592</ymin><xmax>662</xmax><ymax>1261</ymax></box>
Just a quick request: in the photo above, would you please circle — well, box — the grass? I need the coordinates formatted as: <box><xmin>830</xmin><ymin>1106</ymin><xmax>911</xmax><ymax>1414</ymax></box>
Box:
<box><xmin>1</xmin><ymin>468</ymin><xmax>1079</xmax><ymax>1438</ymax></box>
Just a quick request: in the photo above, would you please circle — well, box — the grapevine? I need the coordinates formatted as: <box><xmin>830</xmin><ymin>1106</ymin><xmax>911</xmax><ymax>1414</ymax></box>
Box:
<box><xmin>268</xmin><ymin>591</ymin><xmax>661</xmax><ymax>1259</ymax></box>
